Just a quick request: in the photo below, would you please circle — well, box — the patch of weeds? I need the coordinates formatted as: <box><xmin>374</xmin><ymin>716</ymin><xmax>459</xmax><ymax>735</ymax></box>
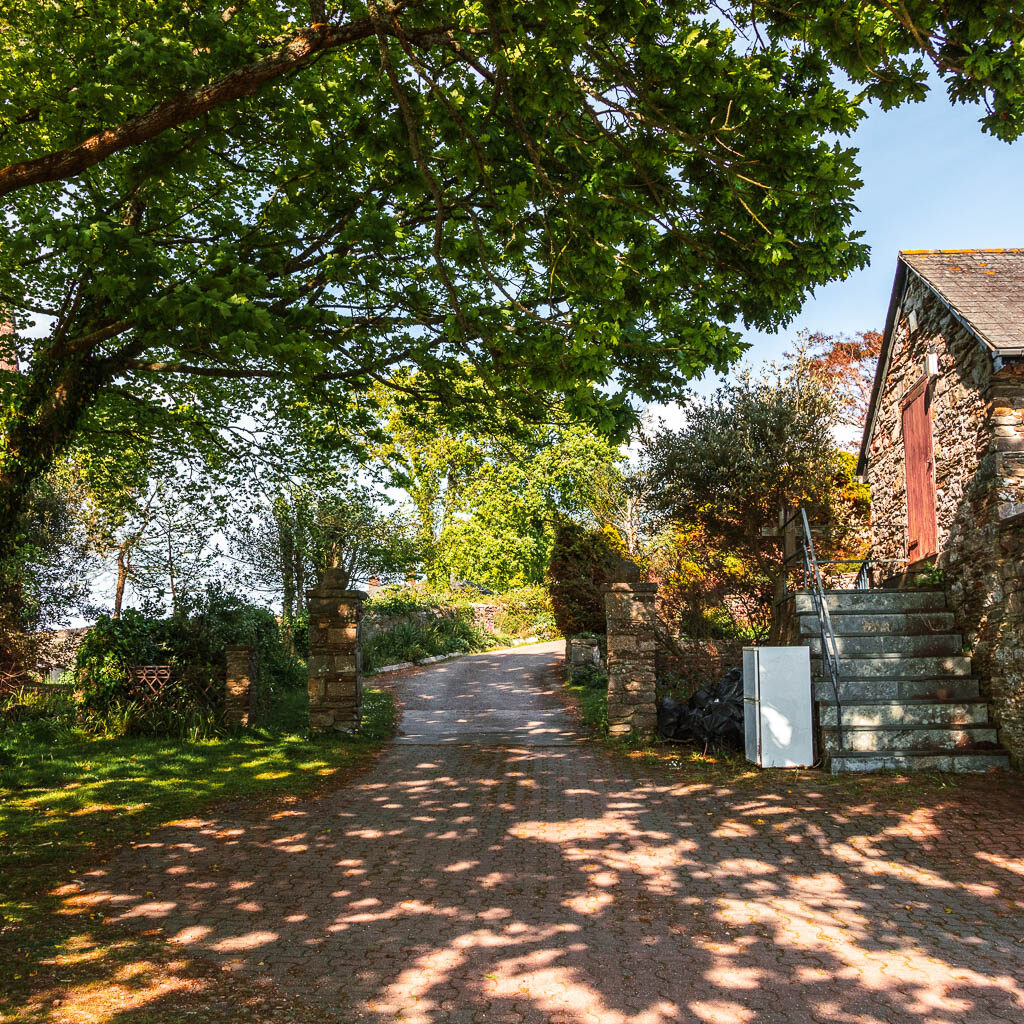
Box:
<box><xmin>564</xmin><ymin>673</ymin><xmax>608</xmax><ymax>738</ymax></box>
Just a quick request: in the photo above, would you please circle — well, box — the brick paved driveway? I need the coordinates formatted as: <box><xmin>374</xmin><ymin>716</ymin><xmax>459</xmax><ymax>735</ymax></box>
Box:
<box><xmin>83</xmin><ymin>642</ymin><xmax>1024</xmax><ymax>1023</ymax></box>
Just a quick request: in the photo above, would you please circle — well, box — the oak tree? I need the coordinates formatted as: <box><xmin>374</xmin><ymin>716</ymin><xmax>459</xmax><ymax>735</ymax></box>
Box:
<box><xmin>1</xmin><ymin>0</ymin><xmax>876</xmax><ymax>568</ymax></box>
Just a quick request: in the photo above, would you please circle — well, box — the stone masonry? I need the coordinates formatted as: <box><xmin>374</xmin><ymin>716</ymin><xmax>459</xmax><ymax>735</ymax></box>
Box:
<box><xmin>566</xmin><ymin>635</ymin><xmax>602</xmax><ymax>681</ymax></box>
<box><xmin>224</xmin><ymin>645</ymin><xmax>255</xmax><ymax>728</ymax></box>
<box><xmin>604</xmin><ymin>582</ymin><xmax>658</xmax><ymax>738</ymax></box>
<box><xmin>866</xmin><ymin>268</ymin><xmax>1024</xmax><ymax>764</ymax></box>
<box><xmin>307</xmin><ymin>568</ymin><xmax>365</xmax><ymax>734</ymax></box>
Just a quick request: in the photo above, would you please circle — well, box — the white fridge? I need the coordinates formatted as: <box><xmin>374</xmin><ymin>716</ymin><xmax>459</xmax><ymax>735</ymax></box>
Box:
<box><xmin>743</xmin><ymin>647</ymin><xmax>814</xmax><ymax>768</ymax></box>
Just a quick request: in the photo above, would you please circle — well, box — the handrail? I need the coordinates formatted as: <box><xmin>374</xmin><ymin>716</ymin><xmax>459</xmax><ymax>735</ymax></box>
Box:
<box><xmin>797</xmin><ymin>508</ymin><xmax>845</xmax><ymax>753</ymax></box>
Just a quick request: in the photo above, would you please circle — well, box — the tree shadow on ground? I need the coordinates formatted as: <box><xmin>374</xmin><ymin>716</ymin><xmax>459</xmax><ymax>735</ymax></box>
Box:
<box><xmin>9</xmin><ymin>650</ymin><xmax>1024</xmax><ymax>1024</ymax></box>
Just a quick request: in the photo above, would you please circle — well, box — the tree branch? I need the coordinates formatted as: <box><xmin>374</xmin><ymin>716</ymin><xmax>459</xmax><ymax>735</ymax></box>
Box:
<box><xmin>0</xmin><ymin>12</ymin><xmax>450</xmax><ymax>198</ymax></box>
<box><xmin>124</xmin><ymin>359</ymin><xmax>387</xmax><ymax>382</ymax></box>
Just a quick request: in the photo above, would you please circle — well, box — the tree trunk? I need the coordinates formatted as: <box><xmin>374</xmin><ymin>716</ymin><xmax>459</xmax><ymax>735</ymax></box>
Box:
<box><xmin>278</xmin><ymin>516</ymin><xmax>296</xmax><ymax>624</ymax></box>
<box><xmin>167</xmin><ymin>521</ymin><xmax>177</xmax><ymax>612</ymax></box>
<box><xmin>294</xmin><ymin>545</ymin><xmax>306</xmax><ymax>611</ymax></box>
<box><xmin>114</xmin><ymin>545</ymin><xmax>130</xmax><ymax>618</ymax></box>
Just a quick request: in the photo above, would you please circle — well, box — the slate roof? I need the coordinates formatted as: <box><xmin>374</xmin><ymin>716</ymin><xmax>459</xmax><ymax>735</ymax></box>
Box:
<box><xmin>901</xmin><ymin>249</ymin><xmax>1024</xmax><ymax>355</ymax></box>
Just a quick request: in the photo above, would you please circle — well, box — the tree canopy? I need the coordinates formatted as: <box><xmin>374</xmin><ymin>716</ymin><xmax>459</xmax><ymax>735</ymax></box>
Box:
<box><xmin>643</xmin><ymin>353</ymin><xmax>851</xmax><ymax>573</ymax></box>
<box><xmin>2</xmin><ymin>0</ymin><xmax>1019</xmax><ymax>626</ymax></box>
<box><xmin>0</xmin><ymin>1</ymin><xmax>879</xmax><ymax>548</ymax></box>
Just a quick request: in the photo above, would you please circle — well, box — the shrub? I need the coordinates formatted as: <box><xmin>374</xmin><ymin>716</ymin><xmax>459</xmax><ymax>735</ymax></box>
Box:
<box><xmin>492</xmin><ymin>584</ymin><xmax>557</xmax><ymax>639</ymax></box>
<box><xmin>548</xmin><ymin>522</ymin><xmax>639</xmax><ymax>637</ymax></box>
<box><xmin>571</xmin><ymin>663</ymin><xmax>608</xmax><ymax>690</ymax></box>
<box><xmin>74</xmin><ymin>587</ymin><xmax>303</xmax><ymax>736</ymax></box>
<box><xmin>74</xmin><ymin>609</ymin><xmax>163</xmax><ymax>716</ymax></box>
<box><xmin>163</xmin><ymin>585</ymin><xmax>304</xmax><ymax>701</ymax></box>
<box><xmin>363</xmin><ymin>609</ymin><xmax>492</xmax><ymax>672</ymax></box>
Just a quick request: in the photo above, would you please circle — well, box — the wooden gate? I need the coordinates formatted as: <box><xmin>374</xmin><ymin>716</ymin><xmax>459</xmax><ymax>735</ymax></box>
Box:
<box><xmin>902</xmin><ymin>381</ymin><xmax>938</xmax><ymax>561</ymax></box>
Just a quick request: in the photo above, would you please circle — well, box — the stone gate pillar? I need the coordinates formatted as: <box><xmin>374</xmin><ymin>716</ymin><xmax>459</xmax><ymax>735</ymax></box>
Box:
<box><xmin>307</xmin><ymin>568</ymin><xmax>366</xmax><ymax>734</ymax></box>
<box><xmin>604</xmin><ymin>582</ymin><xmax>658</xmax><ymax>738</ymax></box>
<box><xmin>225</xmin><ymin>645</ymin><xmax>255</xmax><ymax>728</ymax></box>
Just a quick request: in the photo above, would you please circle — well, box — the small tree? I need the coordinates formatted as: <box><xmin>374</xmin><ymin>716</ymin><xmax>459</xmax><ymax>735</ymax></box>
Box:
<box><xmin>232</xmin><ymin>483</ymin><xmax>417</xmax><ymax>625</ymax></box>
<box><xmin>547</xmin><ymin>522</ymin><xmax>640</xmax><ymax>638</ymax></box>
<box><xmin>645</xmin><ymin>356</ymin><xmax>845</xmax><ymax>577</ymax></box>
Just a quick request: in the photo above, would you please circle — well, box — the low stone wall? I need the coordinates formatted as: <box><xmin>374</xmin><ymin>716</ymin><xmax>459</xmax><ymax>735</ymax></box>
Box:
<box><xmin>656</xmin><ymin>636</ymin><xmax>747</xmax><ymax>692</ymax></box>
<box><xmin>975</xmin><ymin>517</ymin><xmax>1024</xmax><ymax>765</ymax></box>
<box><xmin>469</xmin><ymin>603</ymin><xmax>500</xmax><ymax>633</ymax></box>
<box><xmin>566</xmin><ymin>636</ymin><xmax>602</xmax><ymax>680</ymax></box>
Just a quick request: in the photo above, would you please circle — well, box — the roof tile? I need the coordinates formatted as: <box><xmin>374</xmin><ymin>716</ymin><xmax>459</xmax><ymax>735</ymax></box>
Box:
<box><xmin>901</xmin><ymin>249</ymin><xmax>1024</xmax><ymax>353</ymax></box>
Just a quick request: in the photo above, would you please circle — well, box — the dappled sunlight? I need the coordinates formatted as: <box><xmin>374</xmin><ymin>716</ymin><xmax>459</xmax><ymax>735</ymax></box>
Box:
<box><xmin>10</xmin><ymin>642</ymin><xmax>1024</xmax><ymax>1022</ymax></box>
<box><xmin>69</xmin><ymin>740</ymin><xmax>1024</xmax><ymax>1023</ymax></box>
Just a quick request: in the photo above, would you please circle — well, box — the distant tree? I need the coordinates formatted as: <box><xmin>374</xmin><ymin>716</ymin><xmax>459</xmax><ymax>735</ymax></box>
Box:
<box><xmin>584</xmin><ymin>462</ymin><xmax>658</xmax><ymax>560</ymax></box>
<box><xmin>232</xmin><ymin>484</ymin><xmax>417</xmax><ymax>625</ymax></box>
<box><xmin>798</xmin><ymin>329</ymin><xmax>882</xmax><ymax>431</ymax></box>
<box><xmin>644</xmin><ymin>354</ymin><xmax>848</xmax><ymax>579</ymax></box>
<box><xmin>127</xmin><ymin>496</ymin><xmax>222</xmax><ymax>614</ymax></box>
<box><xmin>369</xmin><ymin>378</ymin><xmax>485</xmax><ymax>583</ymax></box>
<box><xmin>435</xmin><ymin>423</ymin><xmax>624</xmax><ymax>591</ymax></box>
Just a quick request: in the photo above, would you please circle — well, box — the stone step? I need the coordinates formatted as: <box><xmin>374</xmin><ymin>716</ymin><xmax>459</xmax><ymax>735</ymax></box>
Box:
<box><xmin>821</xmin><ymin>724</ymin><xmax>999</xmax><ymax>753</ymax></box>
<box><xmin>797</xmin><ymin>611</ymin><xmax>957</xmax><ymax>636</ymax></box>
<box><xmin>811</xmin><ymin>654</ymin><xmax>972</xmax><ymax>679</ymax></box>
<box><xmin>793</xmin><ymin>590</ymin><xmax>947</xmax><ymax>615</ymax></box>
<box><xmin>814</xmin><ymin>677</ymin><xmax>982</xmax><ymax>701</ymax></box>
<box><xmin>829</xmin><ymin>749</ymin><xmax>1010</xmax><ymax>774</ymax></box>
<box><xmin>817</xmin><ymin>699</ymin><xmax>992</xmax><ymax>729</ymax></box>
<box><xmin>806</xmin><ymin>633</ymin><xmax>962</xmax><ymax>658</ymax></box>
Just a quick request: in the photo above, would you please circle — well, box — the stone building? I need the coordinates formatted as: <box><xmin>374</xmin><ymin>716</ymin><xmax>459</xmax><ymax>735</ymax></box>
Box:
<box><xmin>858</xmin><ymin>249</ymin><xmax>1024</xmax><ymax>764</ymax></box>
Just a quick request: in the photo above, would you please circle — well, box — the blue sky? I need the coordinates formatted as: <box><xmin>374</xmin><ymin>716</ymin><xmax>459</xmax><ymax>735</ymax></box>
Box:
<box><xmin>744</xmin><ymin>87</ymin><xmax>1024</xmax><ymax>363</ymax></box>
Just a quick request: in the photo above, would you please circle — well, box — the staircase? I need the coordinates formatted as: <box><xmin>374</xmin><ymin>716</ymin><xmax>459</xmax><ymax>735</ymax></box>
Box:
<box><xmin>794</xmin><ymin>589</ymin><xmax>1010</xmax><ymax>773</ymax></box>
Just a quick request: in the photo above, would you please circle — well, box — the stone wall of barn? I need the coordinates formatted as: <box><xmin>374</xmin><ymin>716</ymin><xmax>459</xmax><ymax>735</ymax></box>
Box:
<box><xmin>981</xmin><ymin>517</ymin><xmax>1024</xmax><ymax>764</ymax></box>
<box><xmin>866</xmin><ymin>274</ymin><xmax>995</xmax><ymax>570</ymax></box>
<box><xmin>866</xmin><ymin>273</ymin><xmax>1024</xmax><ymax>763</ymax></box>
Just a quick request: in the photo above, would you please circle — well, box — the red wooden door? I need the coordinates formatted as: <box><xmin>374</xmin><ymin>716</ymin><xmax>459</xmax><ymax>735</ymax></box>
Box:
<box><xmin>902</xmin><ymin>385</ymin><xmax>938</xmax><ymax>560</ymax></box>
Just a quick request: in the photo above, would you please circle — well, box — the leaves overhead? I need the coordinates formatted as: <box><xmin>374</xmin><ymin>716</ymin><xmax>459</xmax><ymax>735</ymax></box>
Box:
<box><xmin>0</xmin><ymin>1</ymin><xmax>875</xmax><ymax>545</ymax></box>
<box><xmin>752</xmin><ymin>1</ymin><xmax>1024</xmax><ymax>141</ymax></box>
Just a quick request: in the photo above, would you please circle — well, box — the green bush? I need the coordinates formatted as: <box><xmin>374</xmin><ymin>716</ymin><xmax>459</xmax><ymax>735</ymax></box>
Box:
<box><xmin>74</xmin><ymin>587</ymin><xmax>304</xmax><ymax>737</ymax></box>
<box><xmin>571</xmin><ymin>662</ymin><xmax>609</xmax><ymax>689</ymax></box>
<box><xmin>74</xmin><ymin>609</ymin><xmax>163</xmax><ymax>716</ymax></box>
<box><xmin>548</xmin><ymin>522</ymin><xmax>639</xmax><ymax>638</ymax></box>
<box><xmin>363</xmin><ymin>609</ymin><xmax>493</xmax><ymax>672</ymax></box>
<box><xmin>366</xmin><ymin>587</ymin><xmax>442</xmax><ymax>617</ymax></box>
<box><xmin>493</xmin><ymin>584</ymin><xmax>558</xmax><ymax>639</ymax></box>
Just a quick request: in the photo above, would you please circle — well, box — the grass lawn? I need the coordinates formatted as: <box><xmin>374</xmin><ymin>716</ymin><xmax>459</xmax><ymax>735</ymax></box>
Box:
<box><xmin>0</xmin><ymin>687</ymin><xmax>395</xmax><ymax>1022</ymax></box>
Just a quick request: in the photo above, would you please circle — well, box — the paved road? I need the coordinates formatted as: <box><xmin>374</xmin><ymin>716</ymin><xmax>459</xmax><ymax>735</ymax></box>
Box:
<box><xmin>81</xmin><ymin>643</ymin><xmax>1024</xmax><ymax>1023</ymax></box>
<box><xmin>394</xmin><ymin>641</ymin><xmax>578</xmax><ymax>745</ymax></box>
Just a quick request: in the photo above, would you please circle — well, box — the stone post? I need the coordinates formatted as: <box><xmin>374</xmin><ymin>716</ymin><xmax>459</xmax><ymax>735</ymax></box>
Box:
<box><xmin>225</xmin><ymin>645</ymin><xmax>255</xmax><ymax>728</ymax></box>
<box><xmin>307</xmin><ymin>568</ymin><xmax>366</xmax><ymax>734</ymax></box>
<box><xmin>604</xmin><ymin>582</ymin><xmax>658</xmax><ymax>738</ymax></box>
